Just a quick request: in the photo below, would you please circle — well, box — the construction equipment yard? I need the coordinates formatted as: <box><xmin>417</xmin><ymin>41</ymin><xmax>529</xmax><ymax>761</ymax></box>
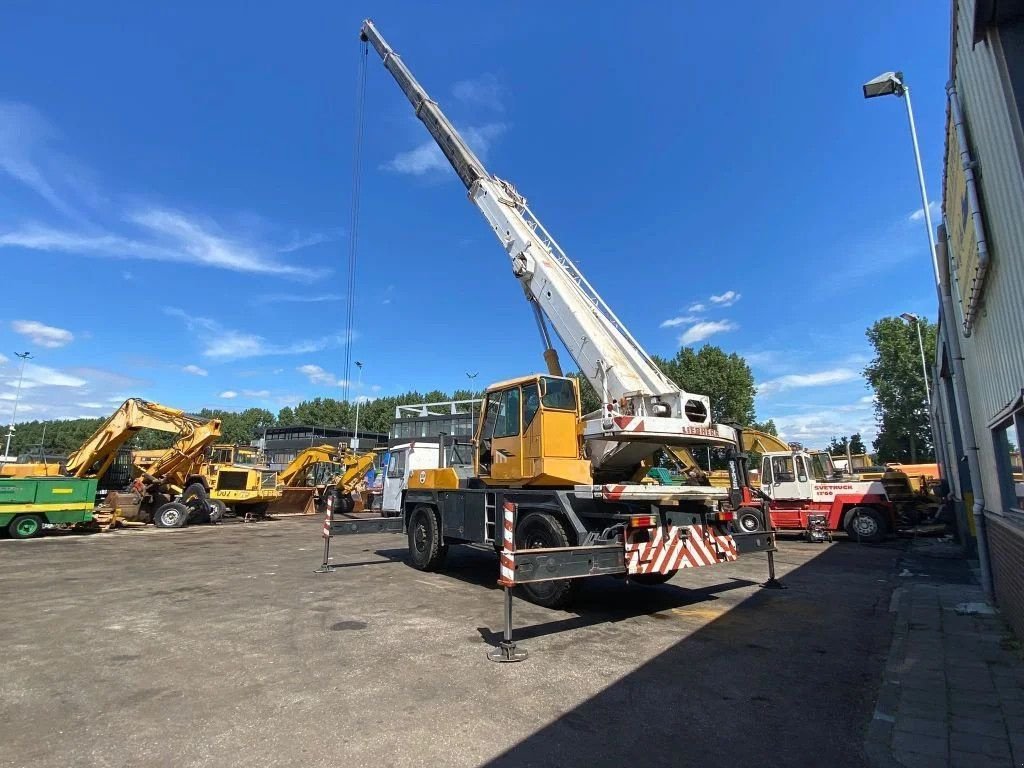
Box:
<box><xmin>1</xmin><ymin>517</ymin><xmax>904</xmax><ymax>768</ymax></box>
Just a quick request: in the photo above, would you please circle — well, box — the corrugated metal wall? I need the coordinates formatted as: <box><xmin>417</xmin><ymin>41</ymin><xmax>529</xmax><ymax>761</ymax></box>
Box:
<box><xmin>947</xmin><ymin>0</ymin><xmax>1024</xmax><ymax>512</ymax></box>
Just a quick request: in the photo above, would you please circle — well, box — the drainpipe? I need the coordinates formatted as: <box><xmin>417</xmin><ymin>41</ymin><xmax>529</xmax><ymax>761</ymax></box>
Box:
<box><xmin>937</xmin><ymin>225</ymin><xmax>992</xmax><ymax>598</ymax></box>
<box><xmin>946</xmin><ymin>82</ymin><xmax>991</xmax><ymax>337</ymax></box>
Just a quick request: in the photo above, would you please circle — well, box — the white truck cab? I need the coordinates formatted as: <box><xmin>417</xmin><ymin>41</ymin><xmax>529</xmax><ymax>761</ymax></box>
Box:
<box><xmin>381</xmin><ymin>441</ymin><xmax>474</xmax><ymax>514</ymax></box>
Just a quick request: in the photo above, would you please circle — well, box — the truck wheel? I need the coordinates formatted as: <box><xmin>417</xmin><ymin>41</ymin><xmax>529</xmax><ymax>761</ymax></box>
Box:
<box><xmin>407</xmin><ymin>505</ymin><xmax>447</xmax><ymax>571</ymax></box>
<box><xmin>323</xmin><ymin>488</ymin><xmax>354</xmax><ymax>515</ymax></box>
<box><xmin>515</xmin><ymin>511</ymin><xmax>580</xmax><ymax>610</ymax></box>
<box><xmin>631</xmin><ymin>571</ymin><xmax>678</xmax><ymax>586</ymax></box>
<box><xmin>733</xmin><ymin>507</ymin><xmax>764</xmax><ymax>534</ymax></box>
<box><xmin>9</xmin><ymin>514</ymin><xmax>44</xmax><ymax>539</ymax></box>
<box><xmin>154</xmin><ymin>502</ymin><xmax>189</xmax><ymax>529</ymax></box>
<box><xmin>844</xmin><ymin>506</ymin><xmax>885</xmax><ymax>543</ymax></box>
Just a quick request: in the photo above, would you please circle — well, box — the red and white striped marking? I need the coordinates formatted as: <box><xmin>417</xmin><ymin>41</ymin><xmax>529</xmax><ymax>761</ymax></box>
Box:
<box><xmin>625</xmin><ymin>524</ymin><xmax>737</xmax><ymax>575</ymax></box>
<box><xmin>498</xmin><ymin>500</ymin><xmax>516</xmax><ymax>587</ymax></box>
<box><xmin>612</xmin><ymin>416</ymin><xmax>646</xmax><ymax>432</ymax></box>
<box><xmin>322</xmin><ymin>493</ymin><xmax>333</xmax><ymax>539</ymax></box>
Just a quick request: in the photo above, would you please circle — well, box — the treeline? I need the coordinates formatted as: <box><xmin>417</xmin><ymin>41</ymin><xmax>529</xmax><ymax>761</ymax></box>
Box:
<box><xmin>8</xmin><ymin>346</ymin><xmax>781</xmax><ymax>458</ymax></box>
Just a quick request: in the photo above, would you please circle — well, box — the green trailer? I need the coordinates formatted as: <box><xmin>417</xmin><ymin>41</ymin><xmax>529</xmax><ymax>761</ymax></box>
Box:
<box><xmin>0</xmin><ymin>476</ymin><xmax>97</xmax><ymax>539</ymax></box>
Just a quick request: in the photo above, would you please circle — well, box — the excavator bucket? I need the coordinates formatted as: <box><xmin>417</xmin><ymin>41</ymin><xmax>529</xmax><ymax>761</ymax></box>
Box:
<box><xmin>270</xmin><ymin>487</ymin><xmax>318</xmax><ymax>515</ymax></box>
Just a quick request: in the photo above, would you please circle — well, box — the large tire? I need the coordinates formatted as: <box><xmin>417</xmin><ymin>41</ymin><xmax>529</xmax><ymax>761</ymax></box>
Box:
<box><xmin>630</xmin><ymin>571</ymin><xmax>678</xmax><ymax>586</ymax></box>
<box><xmin>322</xmin><ymin>487</ymin><xmax>355</xmax><ymax>515</ymax></box>
<box><xmin>515</xmin><ymin>511</ymin><xmax>580</xmax><ymax>610</ymax></box>
<box><xmin>180</xmin><ymin>483</ymin><xmax>210</xmax><ymax>524</ymax></box>
<box><xmin>844</xmin><ymin>506</ymin><xmax>886</xmax><ymax>544</ymax></box>
<box><xmin>733</xmin><ymin>507</ymin><xmax>765</xmax><ymax>534</ymax></box>
<box><xmin>208</xmin><ymin>499</ymin><xmax>227</xmax><ymax>524</ymax></box>
<box><xmin>154</xmin><ymin>501</ymin><xmax>189</xmax><ymax>529</ymax></box>
<box><xmin>9</xmin><ymin>514</ymin><xmax>44</xmax><ymax>540</ymax></box>
<box><xmin>407</xmin><ymin>505</ymin><xmax>447</xmax><ymax>571</ymax></box>
<box><xmin>239</xmin><ymin>502</ymin><xmax>270</xmax><ymax>519</ymax></box>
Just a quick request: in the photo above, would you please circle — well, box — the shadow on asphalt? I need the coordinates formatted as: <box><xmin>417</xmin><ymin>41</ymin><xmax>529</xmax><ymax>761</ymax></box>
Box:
<box><xmin>479</xmin><ymin>539</ymin><xmax>907</xmax><ymax>768</ymax></box>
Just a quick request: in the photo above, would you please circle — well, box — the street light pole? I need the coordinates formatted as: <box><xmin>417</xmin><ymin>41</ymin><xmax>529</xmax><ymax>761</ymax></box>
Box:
<box><xmin>901</xmin><ymin>313</ymin><xmax>932</xmax><ymax>408</ymax></box>
<box><xmin>3</xmin><ymin>352</ymin><xmax>33</xmax><ymax>463</ymax></box>
<box><xmin>353</xmin><ymin>361</ymin><xmax>364</xmax><ymax>449</ymax></box>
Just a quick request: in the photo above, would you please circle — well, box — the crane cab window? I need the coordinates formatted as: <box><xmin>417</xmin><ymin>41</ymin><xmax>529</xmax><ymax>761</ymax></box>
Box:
<box><xmin>771</xmin><ymin>456</ymin><xmax>795</xmax><ymax>483</ymax></box>
<box><xmin>522</xmin><ymin>382</ymin><xmax>540</xmax><ymax>428</ymax></box>
<box><xmin>541</xmin><ymin>377</ymin><xmax>577</xmax><ymax>411</ymax></box>
<box><xmin>493</xmin><ymin>387</ymin><xmax>521</xmax><ymax>438</ymax></box>
<box><xmin>481</xmin><ymin>395</ymin><xmax>500</xmax><ymax>439</ymax></box>
<box><xmin>809</xmin><ymin>453</ymin><xmax>830</xmax><ymax>481</ymax></box>
<box><xmin>386</xmin><ymin>451</ymin><xmax>406</xmax><ymax>479</ymax></box>
<box><xmin>760</xmin><ymin>456</ymin><xmax>773</xmax><ymax>484</ymax></box>
<box><xmin>795</xmin><ymin>455</ymin><xmax>808</xmax><ymax>482</ymax></box>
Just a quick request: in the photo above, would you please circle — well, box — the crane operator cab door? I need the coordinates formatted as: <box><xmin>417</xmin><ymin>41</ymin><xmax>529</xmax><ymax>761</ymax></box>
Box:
<box><xmin>477</xmin><ymin>384</ymin><xmax>524</xmax><ymax>483</ymax></box>
<box><xmin>475</xmin><ymin>375</ymin><xmax>590</xmax><ymax>487</ymax></box>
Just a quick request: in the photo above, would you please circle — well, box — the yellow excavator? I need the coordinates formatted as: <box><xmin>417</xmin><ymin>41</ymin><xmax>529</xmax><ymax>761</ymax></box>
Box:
<box><xmin>273</xmin><ymin>444</ymin><xmax>376</xmax><ymax>514</ymax></box>
<box><xmin>68</xmin><ymin>399</ymin><xmax>224</xmax><ymax>529</ymax></box>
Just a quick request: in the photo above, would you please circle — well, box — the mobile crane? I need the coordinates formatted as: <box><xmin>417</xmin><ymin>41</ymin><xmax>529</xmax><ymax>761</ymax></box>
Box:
<box><xmin>332</xmin><ymin>21</ymin><xmax>774</xmax><ymax>609</ymax></box>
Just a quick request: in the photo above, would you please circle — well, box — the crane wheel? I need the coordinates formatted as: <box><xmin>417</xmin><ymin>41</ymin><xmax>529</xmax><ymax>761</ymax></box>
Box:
<box><xmin>407</xmin><ymin>505</ymin><xmax>447</xmax><ymax>571</ymax></box>
<box><xmin>515</xmin><ymin>511</ymin><xmax>580</xmax><ymax>610</ymax></box>
<box><xmin>733</xmin><ymin>507</ymin><xmax>765</xmax><ymax>534</ymax></box>
<box><xmin>844</xmin><ymin>506</ymin><xmax>886</xmax><ymax>544</ymax></box>
<box><xmin>154</xmin><ymin>502</ymin><xmax>189</xmax><ymax>529</ymax></box>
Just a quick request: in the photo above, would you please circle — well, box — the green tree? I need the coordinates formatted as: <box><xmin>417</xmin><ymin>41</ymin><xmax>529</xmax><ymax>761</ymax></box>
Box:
<box><xmin>654</xmin><ymin>345</ymin><xmax>756</xmax><ymax>424</ymax></box>
<box><xmin>750</xmin><ymin>419</ymin><xmax>778</xmax><ymax>436</ymax></box>
<box><xmin>864</xmin><ymin>317</ymin><xmax>937</xmax><ymax>462</ymax></box>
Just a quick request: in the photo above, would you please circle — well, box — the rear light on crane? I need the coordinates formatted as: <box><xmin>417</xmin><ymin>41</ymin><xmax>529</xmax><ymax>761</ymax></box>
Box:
<box><xmin>628</xmin><ymin>515</ymin><xmax>656</xmax><ymax>528</ymax></box>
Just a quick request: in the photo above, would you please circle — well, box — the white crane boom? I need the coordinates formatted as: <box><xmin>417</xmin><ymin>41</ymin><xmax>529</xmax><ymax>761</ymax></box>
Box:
<box><xmin>360</xmin><ymin>21</ymin><xmax>736</xmax><ymax>469</ymax></box>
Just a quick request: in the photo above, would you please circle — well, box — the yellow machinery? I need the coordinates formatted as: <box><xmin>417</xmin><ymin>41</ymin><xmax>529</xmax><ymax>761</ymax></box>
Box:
<box><xmin>199</xmin><ymin>444</ymin><xmax>280</xmax><ymax>517</ymax></box>
<box><xmin>272</xmin><ymin>444</ymin><xmax>377</xmax><ymax>514</ymax></box>
<box><xmin>0</xmin><ymin>461</ymin><xmax>62</xmax><ymax>478</ymax></box>
<box><xmin>66</xmin><ymin>399</ymin><xmax>223</xmax><ymax>528</ymax></box>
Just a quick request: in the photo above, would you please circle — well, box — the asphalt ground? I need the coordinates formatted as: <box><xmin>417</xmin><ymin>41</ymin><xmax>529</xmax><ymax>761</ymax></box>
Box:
<box><xmin>0</xmin><ymin>517</ymin><xmax>904</xmax><ymax>768</ymax></box>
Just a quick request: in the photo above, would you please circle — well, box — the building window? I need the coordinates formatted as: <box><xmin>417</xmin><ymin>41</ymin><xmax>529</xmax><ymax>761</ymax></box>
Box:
<box><xmin>994</xmin><ymin>411</ymin><xmax>1024</xmax><ymax>513</ymax></box>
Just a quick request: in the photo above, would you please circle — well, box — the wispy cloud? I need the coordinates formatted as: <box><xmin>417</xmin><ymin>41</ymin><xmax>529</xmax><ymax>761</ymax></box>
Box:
<box><xmin>0</xmin><ymin>100</ymin><xmax>326</xmax><ymax>280</ymax></box>
<box><xmin>660</xmin><ymin>315</ymin><xmax>697</xmax><ymax>328</ymax></box>
<box><xmin>384</xmin><ymin>123</ymin><xmax>506</xmax><ymax>176</ymax></box>
<box><xmin>679</xmin><ymin>320</ymin><xmax>737</xmax><ymax>345</ymax></box>
<box><xmin>182</xmin><ymin>364</ymin><xmax>208</xmax><ymax>377</ymax></box>
<box><xmin>709</xmin><ymin>290</ymin><xmax>741</xmax><ymax>307</ymax></box>
<box><xmin>219</xmin><ymin>390</ymin><xmax>237</xmax><ymax>399</ymax></box>
<box><xmin>297</xmin><ymin>364</ymin><xmax>347</xmax><ymax>388</ymax></box>
<box><xmin>277</xmin><ymin>231</ymin><xmax>335</xmax><ymax>254</ymax></box>
<box><xmin>165</xmin><ymin>308</ymin><xmax>339</xmax><ymax>361</ymax></box>
<box><xmin>909</xmin><ymin>201</ymin><xmax>939</xmax><ymax>223</ymax></box>
<box><xmin>771</xmin><ymin>410</ymin><xmax>876</xmax><ymax>444</ymax></box>
<box><xmin>12</xmin><ymin>319</ymin><xmax>74</xmax><ymax>348</ymax></box>
<box><xmin>452</xmin><ymin>74</ymin><xmax>504</xmax><ymax>112</ymax></box>
<box><xmin>757</xmin><ymin>368</ymin><xmax>860</xmax><ymax>395</ymax></box>
<box><xmin>4</xmin><ymin>363</ymin><xmax>87</xmax><ymax>389</ymax></box>
<box><xmin>242</xmin><ymin>389</ymin><xmax>270</xmax><ymax>397</ymax></box>
<box><xmin>251</xmin><ymin>293</ymin><xmax>342</xmax><ymax>305</ymax></box>
<box><xmin>687</xmin><ymin>303</ymin><xmax>706</xmax><ymax>313</ymax></box>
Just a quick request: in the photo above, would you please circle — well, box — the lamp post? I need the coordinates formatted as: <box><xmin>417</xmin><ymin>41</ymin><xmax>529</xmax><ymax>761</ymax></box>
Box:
<box><xmin>3</xmin><ymin>352</ymin><xmax>33</xmax><ymax>463</ymax></box>
<box><xmin>901</xmin><ymin>313</ymin><xmax>932</xmax><ymax>409</ymax></box>
<box><xmin>352</xmin><ymin>361</ymin><xmax>364</xmax><ymax>449</ymax></box>
<box><xmin>862</xmin><ymin>71</ymin><xmax>939</xmax><ymax>286</ymax></box>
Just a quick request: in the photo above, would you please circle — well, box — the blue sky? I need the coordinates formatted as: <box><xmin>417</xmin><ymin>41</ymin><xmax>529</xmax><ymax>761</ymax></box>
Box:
<box><xmin>0</xmin><ymin>1</ymin><xmax>948</xmax><ymax>445</ymax></box>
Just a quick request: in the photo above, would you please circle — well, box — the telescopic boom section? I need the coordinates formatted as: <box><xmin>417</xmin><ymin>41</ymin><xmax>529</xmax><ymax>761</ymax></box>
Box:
<box><xmin>360</xmin><ymin>21</ymin><xmax>733</xmax><ymax>465</ymax></box>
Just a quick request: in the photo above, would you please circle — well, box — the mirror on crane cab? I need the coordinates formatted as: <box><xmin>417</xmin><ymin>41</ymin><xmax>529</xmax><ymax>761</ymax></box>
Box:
<box><xmin>474</xmin><ymin>374</ymin><xmax>591</xmax><ymax>488</ymax></box>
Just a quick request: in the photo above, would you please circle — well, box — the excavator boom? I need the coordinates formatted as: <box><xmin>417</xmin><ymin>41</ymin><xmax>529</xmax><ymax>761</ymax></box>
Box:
<box><xmin>278</xmin><ymin>444</ymin><xmax>339</xmax><ymax>487</ymax></box>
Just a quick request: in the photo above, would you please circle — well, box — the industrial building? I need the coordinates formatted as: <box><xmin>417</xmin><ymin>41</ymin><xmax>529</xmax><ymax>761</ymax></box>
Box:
<box><xmin>389</xmin><ymin>399</ymin><xmax>482</xmax><ymax>447</ymax></box>
<box><xmin>932</xmin><ymin>0</ymin><xmax>1024</xmax><ymax>637</ymax></box>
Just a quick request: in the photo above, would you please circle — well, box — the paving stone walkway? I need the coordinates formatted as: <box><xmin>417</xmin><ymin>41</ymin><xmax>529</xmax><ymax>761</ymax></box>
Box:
<box><xmin>867</xmin><ymin>539</ymin><xmax>1024</xmax><ymax>768</ymax></box>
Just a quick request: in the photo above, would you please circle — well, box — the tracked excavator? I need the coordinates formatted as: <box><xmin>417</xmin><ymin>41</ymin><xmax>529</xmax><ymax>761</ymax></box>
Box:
<box><xmin>273</xmin><ymin>444</ymin><xmax>376</xmax><ymax>515</ymax></box>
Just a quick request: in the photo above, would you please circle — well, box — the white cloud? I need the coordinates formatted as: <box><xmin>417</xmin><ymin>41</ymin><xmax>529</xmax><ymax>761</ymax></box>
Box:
<box><xmin>165</xmin><ymin>308</ymin><xmax>336</xmax><ymax>361</ymax></box>
<box><xmin>277</xmin><ymin>231</ymin><xmax>334</xmax><ymax>254</ymax></box>
<box><xmin>679</xmin><ymin>320</ymin><xmax>738</xmax><ymax>345</ymax></box>
<box><xmin>219</xmin><ymin>390</ymin><xmax>238</xmax><ymax>399</ymax></box>
<box><xmin>242</xmin><ymin>389</ymin><xmax>270</xmax><ymax>398</ymax></box>
<box><xmin>771</xmin><ymin>411</ymin><xmax>876</xmax><ymax>446</ymax></box>
<box><xmin>757</xmin><ymin>368</ymin><xmax>860</xmax><ymax>395</ymax></box>
<box><xmin>859</xmin><ymin>394</ymin><xmax>876</xmax><ymax>405</ymax></box>
<box><xmin>909</xmin><ymin>201</ymin><xmax>940</xmax><ymax>223</ymax></box>
<box><xmin>709</xmin><ymin>290</ymin><xmax>741</xmax><ymax>307</ymax></box>
<box><xmin>660</xmin><ymin>315</ymin><xmax>697</xmax><ymax>328</ymax></box>
<box><xmin>75</xmin><ymin>402</ymin><xmax>104</xmax><ymax>409</ymax></box>
<box><xmin>251</xmin><ymin>293</ymin><xmax>342</xmax><ymax>305</ymax></box>
<box><xmin>298</xmin><ymin>364</ymin><xmax>347</xmax><ymax>388</ymax></box>
<box><xmin>384</xmin><ymin>123</ymin><xmax>506</xmax><ymax>176</ymax></box>
<box><xmin>688</xmin><ymin>303</ymin><xmax>706</xmax><ymax>313</ymax></box>
<box><xmin>12</xmin><ymin>319</ymin><xmax>74</xmax><ymax>348</ymax></box>
<box><xmin>182</xmin><ymin>364</ymin><xmax>208</xmax><ymax>377</ymax></box>
<box><xmin>0</xmin><ymin>353</ymin><xmax>7</xmax><ymax>365</ymax></box>
<box><xmin>452</xmin><ymin>74</ymin><xmax>504</xmax><ymax>111</ymax></box>
<box><xmin>6</xmin><ymin>363</ymin><xmax>87</xmax><ymax>388</ymax></box>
